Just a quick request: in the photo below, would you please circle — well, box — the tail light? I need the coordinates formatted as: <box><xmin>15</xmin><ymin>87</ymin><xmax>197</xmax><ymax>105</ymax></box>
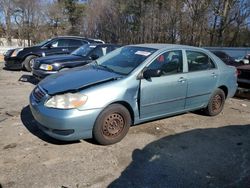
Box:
<box><xmin>237</xmin><ymin>69</ymin><xmax>241</xmax><ymax>76</ymax></box>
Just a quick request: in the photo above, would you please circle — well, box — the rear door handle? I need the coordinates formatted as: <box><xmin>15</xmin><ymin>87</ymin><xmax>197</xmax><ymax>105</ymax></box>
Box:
<box><xmin>178</xmin><ymin>77</ymin><xmax>187</xmax><ymax>83</ymax></box>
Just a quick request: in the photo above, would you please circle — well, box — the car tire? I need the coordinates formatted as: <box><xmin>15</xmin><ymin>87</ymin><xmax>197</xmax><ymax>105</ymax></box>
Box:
<box><xmin>23</xmin><ymin>55</ymin><xmax>37</xmax><ymax>72</ymax></box>
<box><xmin>93</xmin><ymin>104</ymin><xmax>131</xmax><ymax>145</ymax></box>
<box><xmin>204</xmin><ymin>88</ymin><xmax>225</xmax><ymax>116</ymax></box>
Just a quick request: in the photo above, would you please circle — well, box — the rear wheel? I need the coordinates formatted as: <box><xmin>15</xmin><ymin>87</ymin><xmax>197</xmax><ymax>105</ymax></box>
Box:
<box><xmin>23</xmin><ymin>55</ymin><xmax>37</xmax><ymax>72</ymax></box>
<box><xmin>204</xmin><ymin>88</ymin><xmax>225</xmax><ymax>116</ymax></box>
<box><xmin>93</xmin><ymin>104</ymin><xmax>131</xmax><ymax>145</ymax></box>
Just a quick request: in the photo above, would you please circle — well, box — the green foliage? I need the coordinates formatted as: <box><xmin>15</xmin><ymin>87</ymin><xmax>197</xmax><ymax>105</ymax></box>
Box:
<box><xmin>59</xmin><ymin>0</ymin><xmax>86</xmax><ymax>35</ymax></box>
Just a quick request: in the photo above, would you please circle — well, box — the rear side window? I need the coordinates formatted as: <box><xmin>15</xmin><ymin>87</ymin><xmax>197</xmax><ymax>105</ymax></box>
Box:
<box><xmin>68</xmin><ymin>39</ymin><xmax>85</xmax><ymax>47</ymax></box>
<box><xmin>187</xmin><ymin>51</ymin><xmax>215</xmax><ymax>72</ymax></box>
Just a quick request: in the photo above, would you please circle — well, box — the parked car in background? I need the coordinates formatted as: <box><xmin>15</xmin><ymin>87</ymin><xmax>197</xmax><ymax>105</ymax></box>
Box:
<box><xmin>4</xmin><ymin>36</ymin><xmax>104</xmax><ymax>71</ymax></box>
<box><xmin>32</xmin><ymin>43</ymin><xmax>121</xmax><ymax>80</ymax></box>
<box><xmin>235</xmin><ymin>56</ymin><xmax>249</xmax><ymax>65</ymax></box>
<box><xmin>211</xmin><ymin>51</ymin><xmax>244</xmax><ymax>67</ymax></box>
<box><xmin>30</xmin><ymin>44</ymin><xmax>237</xmax><ymax>145</ymax></box>
<box><xmin>237</xmin><ymin>65</ymin><xmax>250</xmax><ymax>88</ymax></box>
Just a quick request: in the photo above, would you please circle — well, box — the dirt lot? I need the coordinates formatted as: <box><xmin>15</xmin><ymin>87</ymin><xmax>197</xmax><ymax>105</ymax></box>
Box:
<box><xmin>0</xmin><ymin>62</ymin><xmax>250</xmax><ymax>188</ymax></box>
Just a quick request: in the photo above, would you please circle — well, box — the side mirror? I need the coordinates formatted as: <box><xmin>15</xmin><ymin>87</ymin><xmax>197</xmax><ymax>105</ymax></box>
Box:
<box><xmin>90</xmin><ymin>54</ymin><xmax>99</xmax><ymax>60</ymax></box>
<box><xmin>143</xmin><ymin>69</ymin><xmax>162</xmax><ymax>79</ymax></box>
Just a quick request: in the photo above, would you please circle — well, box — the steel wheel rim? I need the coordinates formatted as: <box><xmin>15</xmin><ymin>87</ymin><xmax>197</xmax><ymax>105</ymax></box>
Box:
<box><xmin>102</xmin><ymin>113</ymin><xmax>125</xmax><ymax>138</ymax></box>
<box><xmin>212</xmin><ymin>94</ymin><xmax>222</xmax><ymax>112</ymax></box>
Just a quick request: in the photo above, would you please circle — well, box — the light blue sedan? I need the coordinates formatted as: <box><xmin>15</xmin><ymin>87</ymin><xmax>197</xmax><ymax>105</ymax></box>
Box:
<box><xmin>30</xmin><ymin>44</ymin><xmax>238</xmax><ymax>145</ymax></box>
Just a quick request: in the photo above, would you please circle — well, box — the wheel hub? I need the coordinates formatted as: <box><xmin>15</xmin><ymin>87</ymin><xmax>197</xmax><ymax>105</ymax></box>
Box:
<box><xmin>212</xmin><ymin>94</ymin><xmax>222</xmax><ymax>112</ymax></box>
<box><xmin>103</xmin><ymin>113</ymin><xmax>124</xmax><ymax>137</ymax></box>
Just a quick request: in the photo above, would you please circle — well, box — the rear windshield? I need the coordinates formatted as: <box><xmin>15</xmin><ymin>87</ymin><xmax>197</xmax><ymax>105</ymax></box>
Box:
<box><xmin>71</xmin><ymin>44</ymin><xmax>96</xmax><ymax>56</ymax></box>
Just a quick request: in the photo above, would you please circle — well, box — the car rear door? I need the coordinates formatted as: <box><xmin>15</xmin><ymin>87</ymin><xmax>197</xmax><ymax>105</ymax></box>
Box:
<box><xmin>185</xmin><ymin>50</ymin><xmax>219</xmax><ymax>109</ymax></box>
<box><xmin>139</xmin><ymin>50</ymin><xmax>188</xmax><ymax>120</ymax></box>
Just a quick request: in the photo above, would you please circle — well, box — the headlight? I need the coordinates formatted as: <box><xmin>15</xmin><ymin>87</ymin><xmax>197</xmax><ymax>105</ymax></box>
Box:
<box><xmin>11</xmin><ymin>48</ymin><xmax>23</xmax><ymax>57</ymax></box>
<box><xmin>40</xmin><ymin>64</ymin><xmax>53</xmax><ymax>71</ymax></box>
<box><xmin>45</xmin><ymin>93</ymin><xmax>88</xmax><ymax>109</ymax></box>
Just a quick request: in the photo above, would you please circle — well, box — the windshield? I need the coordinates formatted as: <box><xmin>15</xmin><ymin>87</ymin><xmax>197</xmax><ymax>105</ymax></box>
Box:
<box><xmin>96</xmin><ymin>46</ymin><xmax>156</xmax><ymax>75</ymax></box>
<box><xmin>35</xmin><ymin>39</ymin><xmax>51</xmax><ymax>47</ymax></box>
<box><xmin>71</xmin><ymin>44</ymin><xmax>96</xmax><ymax>56</ymax></box>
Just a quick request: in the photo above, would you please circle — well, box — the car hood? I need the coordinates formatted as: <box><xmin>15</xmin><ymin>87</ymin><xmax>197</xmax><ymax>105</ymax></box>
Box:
<box><xmin>39</xmin><ymin>65</ymin><xmax>123</xmax><ymax>95</ymax></box>
<box><xmin>37</xmin><ymin>54</ymin><xmax>87</xmax><ymax>64</ymax></box>
<box><xmin>22</xmin><ymin>46</ymin><xmax>40</xmax><ymax>51</ymax></box>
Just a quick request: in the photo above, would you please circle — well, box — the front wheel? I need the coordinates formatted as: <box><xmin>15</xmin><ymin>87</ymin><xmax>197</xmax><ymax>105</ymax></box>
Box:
<box><xmin>23</xmin><ymin>55</ymin><xmax>37</xmax><ymax>72</ymax></box>
<box><xmin>93</xmin><ymin>104</ymin><xmax>131</xmax><ymax>145</ymax></box>
<box><xmin>204</xmin><ymin>88</ymin><xmax>225</xmax><ymax>116</ymax></box>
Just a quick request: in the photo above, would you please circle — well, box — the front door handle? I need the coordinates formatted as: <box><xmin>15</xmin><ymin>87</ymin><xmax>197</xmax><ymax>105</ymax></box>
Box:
<box><xmin>178</xmin><ymin>77</ymin><xmax>187</xmax><ymax>83</ymax></box>
<box><xmin>62</xmin><ymin>48</ymin><xmax>68</xmax><ymax>52</ymax></box>
<box><xmin>211</xmin><ymin>72</ymin><xmax>217</xmax><ymax>78</ymax></box>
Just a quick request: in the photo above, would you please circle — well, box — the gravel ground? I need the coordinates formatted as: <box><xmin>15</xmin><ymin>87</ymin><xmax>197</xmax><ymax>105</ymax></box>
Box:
<box><xmin>0</xmin><ymin>62</ymin><xmax>249</xmax><ymax>188</ymax></box>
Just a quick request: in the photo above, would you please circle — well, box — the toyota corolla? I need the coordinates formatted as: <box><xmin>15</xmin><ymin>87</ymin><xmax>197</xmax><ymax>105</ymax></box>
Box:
<box><xmin>29</xmin><ymin>44</ymin><xmax>238</xmax><ymax>145</ymax></box>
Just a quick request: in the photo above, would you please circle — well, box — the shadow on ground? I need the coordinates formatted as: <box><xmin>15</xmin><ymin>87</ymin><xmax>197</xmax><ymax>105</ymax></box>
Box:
<box><xmin>21</xmin><ymin>106</ymin><xmax>80</xmax><ymax>145</ymax></box>
<box><xmin>19</xmin><ymin>75</ymin><xmax>39</xmax><ymax>85</ymax></box>
<box><xmin>109</xmin><ymin>124</ymin><xmax>250</xmax><ymax>188</ymax></box>
<box><xmin>2</xmin><ymin>67</ymin><xmax>21</xmax><ymax>72</ymax></box>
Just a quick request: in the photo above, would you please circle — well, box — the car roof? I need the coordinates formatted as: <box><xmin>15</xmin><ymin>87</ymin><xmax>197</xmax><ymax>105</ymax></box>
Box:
<box><xmin>87</xmin><ymin>43</ymin><xmax>122</xmax><ymax>47</ymax></box>
<box><xmin>129</xmin><ymin>43</ymin><xmax>205</xmax><ymax>51</ymax></box>
<box><xmin>53</xmin><ymin>36</ymin><xmax>105</xmax><ymax>43</ymax></box>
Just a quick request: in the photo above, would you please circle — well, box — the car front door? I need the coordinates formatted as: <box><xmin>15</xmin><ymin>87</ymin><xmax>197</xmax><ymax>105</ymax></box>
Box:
<box><xmin>139</xmin><ymin>50</ymin><xmax>188</xmax><ymax>120</ymax></box>
<box><xmin>42</xmin><ymin>39</ymin><xmax>70</xmax><ymax>56</ymax></box>
<box><xmin>185</xmin><ymin>50</ymin><xmax>219</xmax><ymax>109</ymax></box>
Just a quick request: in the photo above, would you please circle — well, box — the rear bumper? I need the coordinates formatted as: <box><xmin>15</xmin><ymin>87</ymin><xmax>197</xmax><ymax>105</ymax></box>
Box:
<box><xmin>32</xmin><ymin>69</ymin><xmax>58</xmax><ymax>80</ymax></box>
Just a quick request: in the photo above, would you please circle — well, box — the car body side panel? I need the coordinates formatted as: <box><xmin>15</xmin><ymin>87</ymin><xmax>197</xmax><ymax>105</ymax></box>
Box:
<box><xmin>185</xmin><ymin>69</ymin><xmax>219</xmax><ymax>109</ymax></box>
<box><xmin>139</xmin><ymin>73</ymin><xmax>187</xmax><ymax>119</ymax></box>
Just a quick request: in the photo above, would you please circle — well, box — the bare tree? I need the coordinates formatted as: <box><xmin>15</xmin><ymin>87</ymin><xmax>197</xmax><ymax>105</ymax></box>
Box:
<box><xmin>0</xmin><ymin>0</ymin><xmax>14</xmax><ymax>45</ymax></box>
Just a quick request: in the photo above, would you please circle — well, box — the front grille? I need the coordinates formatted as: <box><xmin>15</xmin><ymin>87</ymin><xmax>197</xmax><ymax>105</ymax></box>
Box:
<box><xmin>33</xmin><ymin>86</ymin><xmax>46</xmax><ymax>102</ymax></box>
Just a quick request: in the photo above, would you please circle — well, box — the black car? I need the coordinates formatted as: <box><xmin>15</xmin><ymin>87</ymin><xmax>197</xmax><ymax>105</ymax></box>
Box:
<box><xmin>211</xmin><ymin>51</ymin><xmax>244</xmax><ymax>67</ymax></box>
<box><xmin>32</xmin><ymin>43</ymin><xmax>121</xmax><ymax>80</ymax></box>
<box><xmin>237</xmin><ymin>64</ymin><xmax>250</xmax><ymax>88</ymax></box>
<box><xmin>4</xmin><ymin>36</ymin><xmax>104</xmax><ymax>71</ymax></box>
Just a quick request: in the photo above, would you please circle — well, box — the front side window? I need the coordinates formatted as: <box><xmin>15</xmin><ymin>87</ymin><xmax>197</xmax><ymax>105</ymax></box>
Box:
<box><xmin>187</xmin><ymin>51</ymin><xmax>215</xmax><ymax>72</ymax></box>
<box><xmin>35</xmin><ymin>39</ymin><xmax>51</xmax><ymax>47</ymax></box>
<box><xmin>147</xmin><ymin>50</ymin><xmax>183</xmax><ymax>76</ymax></box>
